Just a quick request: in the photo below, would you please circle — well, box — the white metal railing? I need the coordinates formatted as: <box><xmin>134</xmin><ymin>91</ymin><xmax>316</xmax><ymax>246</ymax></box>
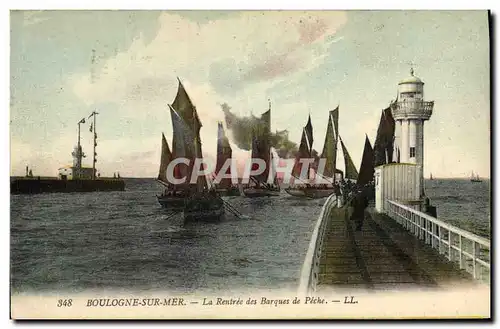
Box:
<box><xmin>298</xmin><ymin>193</ymin><xmax>339</xmax><ymax>295</ymax></box>
<box><xmin>391</xmin><ymin>100</ymin><xmax>434</xmax><ymax>120</ymax></box>
<box><xmin>385</xmin><ymin>200</ymin><xmax>490</xmax><ymax>282</ymax></box>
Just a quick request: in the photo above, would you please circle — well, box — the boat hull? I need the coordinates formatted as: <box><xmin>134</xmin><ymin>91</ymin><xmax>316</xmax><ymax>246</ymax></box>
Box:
<box><xmin>243</xmin><ymin>187</ymin><xmax>281</xmax><ymax>198</ymax></box>
<box><xmin>184</xmin><ymin>207</ymin><xmax>225</xmax><ymax>222</ymax></box>
<box><xmin>183</xmin><ymin>193</ymin><xmax>225</xmax><ymax>222</ymax></box>
<box><xmin>157</xmin><ymin>194</ymin><xmax>186</xmax><ymax>211</ymax></box>
<box><xmin>215</xmin><ymin>186</ymin><xmax>242</xmax><ymax>197</ymax></box>
<box><xmin>285</xmin><ymin>187</ymin><xmax>335</xmax><ymax>199</ymax></box>
<box><xmin>284</xmin><ymin>188</ymin><xmax>307</xmax><ymax>197</ymax></box>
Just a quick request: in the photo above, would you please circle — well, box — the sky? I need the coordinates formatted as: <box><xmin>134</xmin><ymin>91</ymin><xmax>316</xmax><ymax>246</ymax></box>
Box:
<box><xmin>9</xmin><ymin>10</ymin><xmax>490</xmax><ymax>178</ymax></box>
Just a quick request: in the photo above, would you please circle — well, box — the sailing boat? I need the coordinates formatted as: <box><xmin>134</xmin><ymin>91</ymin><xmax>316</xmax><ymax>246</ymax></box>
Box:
<box><xmin>470</xmin><ymin>171</ymin><xmax>482</xmax><ymax>183</ymax></box>
<box><xmin>214</xmin><ymin>122</ymin><xmax>241</xmax><ymax>196</ymax></box>
<box><xmin>157</xmin><ymin>78</ymin><xmax>225</xmax><ymax>222</ymax></box>
<box><xmin>242</xmin><ymin>103</ymin><xmax>280</xmax><ymax>197</ymax></box>
<box><xmin>430</xmin><ymin>173</ymin><xmax>434</xmax><ymax>180</ymax></box>
<box><xmin>286</xmin><ymin>107</ymin><xmax>355</xmax><ymax>199</ymax></box>
<box><xmin>285</xmin><ymin>113</ymin><xmax>335</xmax><ymax>198</ymax></box>
<box><xmin>156</xmin><ymin>132</ymin><xmax>186</xmax><ymax>210</ymax></box>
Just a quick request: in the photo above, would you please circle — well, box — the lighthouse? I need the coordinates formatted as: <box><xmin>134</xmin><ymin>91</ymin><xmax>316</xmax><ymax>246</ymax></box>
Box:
<box><xmin>391</xmin><ymin>68</ymin><xmax>434</xmax><ymax>197</ymax></box>
<box><xmin>375</xmin><ymin>68</ymin><xmax>436</xmax><ymax>214</ymax></box>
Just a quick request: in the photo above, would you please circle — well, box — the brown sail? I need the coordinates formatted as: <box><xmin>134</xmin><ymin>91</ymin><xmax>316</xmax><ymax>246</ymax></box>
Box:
<box><xmin>215</xmin><ymin>122</ymin><xmax>233</xmax><ymax>189</ymax></box>
<box><xmin>373</xmin><ymin>106</ymin><xmax>395</xmax><ymax>167</ymax></box>
<box><xmin>340</xmin><ymin>137</ymin><xmax>358</xmax><ymax>181</ymax></box>
<box><xmin>320</xmin><ymin>107</ymin><xmax>339</xmax><ymax>179</ymax></box>
<box><xmin>357</xmin><ymin>135</ymin><xmax>375</xmax><ymax>186</ymax></box>
<box><xmin>304</xmin><ymin>114</ymin><xmax>314</xmax><ymax>151</ymax></box>
<box><xmin>291</xmin><ymin>128</ymin><xmax>311</xmax><ymax>180</ymax></box>
<box><xmin>169</xmin><ymin>105</ymin><xmax>193</xmax><ymax>183</ymax></box>
<box><xmin>250</xmin><ymin>109</ymin><xmax>271</xmax><ymax>184</ymax></box>
<box><xmin>157</xmin><ymin>132</ymin><xmax>173</xmax><ymax>184</ymax></box>
<box><xmin>170</xmin><ymin>79</ymin><xmax>208</xmax><ymax>191</ymax></box>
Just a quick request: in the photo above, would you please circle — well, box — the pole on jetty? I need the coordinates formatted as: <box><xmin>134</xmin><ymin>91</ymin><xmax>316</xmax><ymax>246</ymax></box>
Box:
<box><xmin>89</xmin><ymin>111</ymin><xmax>99</xmax><ymax>180</ymax></box>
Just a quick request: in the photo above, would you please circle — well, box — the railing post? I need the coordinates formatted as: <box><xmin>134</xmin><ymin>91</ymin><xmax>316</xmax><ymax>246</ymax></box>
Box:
<box><xmin>459</xmin><ymin>235</ymin><xmax>463</xmax><ymax>269</ymax></box>
<box><xmin>431</xmin><ymin>222</ymin><xmax>434</xmax><ymax>245</ymax></box>
<box><xmin>472</xmin><ymin>241</ymin><xmax>477</xmax><ymax>280</ymax></box>
<box><xmin>438</xmin><ymin>226</ymin><xmax>442</xmax><ymax>254</ymax></box>
<box><xmin>433</xmin><ymin>222</ymin><xmax>436</xmax><ymax>248</ymax></box>
<box><xmin>424</xmin><ymin>218</ymin><xmax>427</xmax><ymax>243</ymax></box>
<box><xmin>430</xmin><ymin>222</ymin><xmax>434</xmax><ymax>248</ymax></box>
<box><xmin>448</xmin><ymin>230</ymin><xmax>452</xmax><ymax>261</ymax></box>
<box><xmin>425</xmin><ymin>219</ymin><xmax>428</xmax><ymax>243</ymax></box>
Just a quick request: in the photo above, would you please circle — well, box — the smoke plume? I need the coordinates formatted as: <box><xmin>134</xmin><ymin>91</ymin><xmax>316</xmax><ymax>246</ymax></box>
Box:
<box><xmin>221</xmin><ymin>103</ymin><xmax>301</xmax><ymax>158</ymax></box>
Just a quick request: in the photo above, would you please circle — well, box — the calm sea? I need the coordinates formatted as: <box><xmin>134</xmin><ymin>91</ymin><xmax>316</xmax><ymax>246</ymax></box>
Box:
<box><xmin>10</xmin><ymin>178</ymin><xmax>490</xmax><ymax>294</ymax></box>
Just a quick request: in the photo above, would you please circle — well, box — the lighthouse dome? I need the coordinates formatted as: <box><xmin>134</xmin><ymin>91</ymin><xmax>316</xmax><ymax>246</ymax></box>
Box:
<box><xmin>399</xmin><ymin>75</ymin><xmax>423</xmax><ymax>84</ymax></box>
<box><xmin>398</xmin><ymin>68</ymin><xmax>424</xmax><ymax>85</ymax></box>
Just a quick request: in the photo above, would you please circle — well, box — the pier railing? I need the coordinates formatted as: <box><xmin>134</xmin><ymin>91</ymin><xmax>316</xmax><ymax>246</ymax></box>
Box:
<box><xmin>385</xmin><ymin>200</ymin><xmax>490</xmax><ymax>282</ymax></box>
<box><xmin>298</xmin><ymin>193</ymin><xmax>339</xmax><ymax>295</ymax></box>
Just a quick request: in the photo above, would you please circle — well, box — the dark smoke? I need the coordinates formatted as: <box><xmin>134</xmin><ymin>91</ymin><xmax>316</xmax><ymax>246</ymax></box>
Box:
<box><xmin>221</xmin><ymin>103</ymin><xmax>302</xmax><ymax>158</ymax></box>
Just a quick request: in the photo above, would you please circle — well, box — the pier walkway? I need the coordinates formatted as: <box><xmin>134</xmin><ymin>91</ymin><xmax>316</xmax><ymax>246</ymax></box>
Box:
<box><xmin>299</xmin><ymin>195</ymin><xmax>490</xmax><ymax>295</ymax></box>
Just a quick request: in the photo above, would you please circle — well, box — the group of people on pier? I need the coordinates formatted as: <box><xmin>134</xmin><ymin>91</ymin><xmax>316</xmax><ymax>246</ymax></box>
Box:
<box><xmin>335</xmin><ymin>179</ymin><xmax>375</xmax><ymax>231</ymax></box>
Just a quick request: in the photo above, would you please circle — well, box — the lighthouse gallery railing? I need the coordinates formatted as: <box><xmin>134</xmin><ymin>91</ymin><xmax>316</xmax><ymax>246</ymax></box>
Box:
<box><xmin>386</xmin><ymin>200</ymin><xmax>490</xmax><ymax>282</ymax></box>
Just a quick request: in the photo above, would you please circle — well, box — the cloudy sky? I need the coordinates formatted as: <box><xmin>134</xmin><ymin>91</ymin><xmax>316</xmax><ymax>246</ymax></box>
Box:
<box><xmin>10</xmin><ymin>10</ymin><xmax>490</xmax><ymax>178</ymax></box>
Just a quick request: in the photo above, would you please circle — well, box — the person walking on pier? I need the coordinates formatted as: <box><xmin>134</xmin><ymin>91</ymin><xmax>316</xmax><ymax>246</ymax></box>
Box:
<box><xmin>351</xmin><ymin>189</ymin><xmax>369</xmax><ymax>231</ymax></box>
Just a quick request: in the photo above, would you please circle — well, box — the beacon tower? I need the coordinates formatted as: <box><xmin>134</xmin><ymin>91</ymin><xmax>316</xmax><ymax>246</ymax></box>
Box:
<box><xmin>390</xmin><ymin>68</ymin><xmax>434</xmax><ymax>197</ymax></box>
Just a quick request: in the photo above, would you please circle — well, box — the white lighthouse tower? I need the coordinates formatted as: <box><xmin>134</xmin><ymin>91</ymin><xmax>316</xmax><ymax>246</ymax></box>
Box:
<box><xmin>391</xmin><ymin>68</ymin><xmax>434</xmax><ymax>197</ymax></box>
<box><xmin>375</xmin><ymin>68</ymin><xmax>436</xmax><ymax>214</ymax></box>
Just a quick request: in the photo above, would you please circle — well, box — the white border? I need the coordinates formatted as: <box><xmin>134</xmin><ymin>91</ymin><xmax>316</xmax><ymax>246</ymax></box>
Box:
<box><xmin>2</xmin><ymin>1</ymin><xmax>497</xmax><ymax>328</ymax></box>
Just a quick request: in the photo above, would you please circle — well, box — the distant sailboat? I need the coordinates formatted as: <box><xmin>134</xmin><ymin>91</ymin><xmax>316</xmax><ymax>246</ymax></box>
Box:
<box><xmin>243</xmin><ymin>103</ymin><xmax>280</xmax><ymax>197</ymax></box>
<box><xmin>470</xmin><ymin>171</ymin><xmax>482</xmax><ymax>183</ymax></box>
<box><xmin>430</xmin><ymin>173</ymin><xmax>434</xmax><ymax>180</ymax></box>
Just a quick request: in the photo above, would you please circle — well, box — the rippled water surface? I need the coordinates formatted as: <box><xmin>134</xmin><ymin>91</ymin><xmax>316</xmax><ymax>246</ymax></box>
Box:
<box><xmin>11</xmin><ymin>179</ymin><xmax>324</xmax><ymax>294</ymax></box>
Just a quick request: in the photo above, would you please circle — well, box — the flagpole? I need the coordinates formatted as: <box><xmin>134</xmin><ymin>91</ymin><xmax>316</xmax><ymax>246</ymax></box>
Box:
<box><xmin>77</xmin><ymin>119</ymin><xmax>82</xmax><ymax>179</ymax></box>
<box><xmin>93</xmin><ymin>111</ymin><xmax>97</xmax><ymax>180</ymax></box>
<box><xmin>88</xmin><ymin>111</ymin><xmax>98</xmax><ymax>180</ymax></box>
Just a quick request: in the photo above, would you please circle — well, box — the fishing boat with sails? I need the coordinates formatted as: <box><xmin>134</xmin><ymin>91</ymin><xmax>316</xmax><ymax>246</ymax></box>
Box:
<box><xmin>213</xmin><ymin>122</ymin><xmax>241</xmax><ymax>196</ymax></box>
<box><xmin>156</xmin><ymin>78</ymin><xmax>225</xmax><ymax>222</ymax></box>
<box><xmin>242</xmin><ymin>103</ymin><xmax>280</xmax><ymax>197</ymax></box>
<box><xmin>285</xmin><ymin>107</ymin><xmax>347</xmax><ymax>199</ymax></box>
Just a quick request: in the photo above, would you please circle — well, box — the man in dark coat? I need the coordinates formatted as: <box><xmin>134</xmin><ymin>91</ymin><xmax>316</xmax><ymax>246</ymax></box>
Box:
<box><xmin>351</xmin><ymin>189</ymin><xmax>369</xmax><ymax>231</ymax></box>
